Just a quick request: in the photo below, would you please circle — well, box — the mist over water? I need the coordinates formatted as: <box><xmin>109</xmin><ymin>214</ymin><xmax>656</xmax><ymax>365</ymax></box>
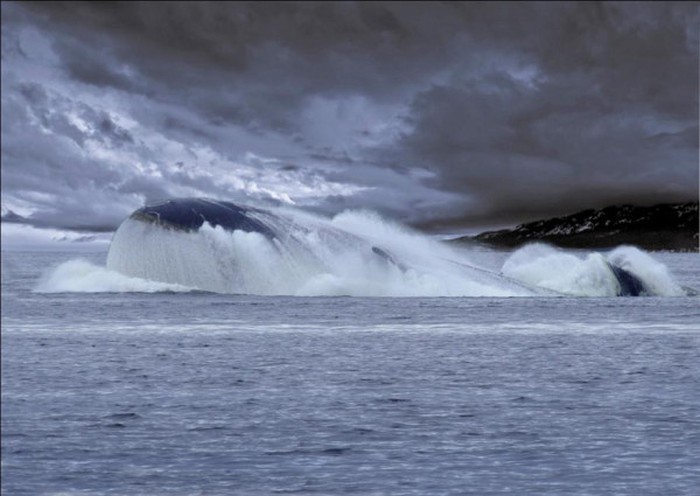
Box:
<box><xmin>36</xmin><ymin>207</ymin><xmax>686</xmax><ymax>297</ymax></box>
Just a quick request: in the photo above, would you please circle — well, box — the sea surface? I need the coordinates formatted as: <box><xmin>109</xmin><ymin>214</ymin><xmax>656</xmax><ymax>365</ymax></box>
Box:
<box><xmin>2</xmin><ymin>249</ymin><xmax>700</xmax><ymax>495</ymax></box>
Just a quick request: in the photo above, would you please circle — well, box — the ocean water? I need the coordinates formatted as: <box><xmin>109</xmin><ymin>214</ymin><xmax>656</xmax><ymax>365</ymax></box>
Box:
<box><xmin>2</xmin><ymin>248</ymin><xmax>700</xmax><ymax>495</ymax></box>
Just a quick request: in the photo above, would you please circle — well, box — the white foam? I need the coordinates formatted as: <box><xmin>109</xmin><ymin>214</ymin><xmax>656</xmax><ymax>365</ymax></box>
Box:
<box><xmin>606</xmin><ymin>246</ymin><xmax>685</xmax><ymax>296</ymax></box>
<box><xmin>502</xmin><ymin>243</ymin><xmax>685</xmax><ymax>297</ymax></box>
<box><xmin>35</xmin><ymin>259</ymin><xmax>194</xmax><ymax>293</ymax></box>
<box><xmin>104</xmin><ymin>209</ymin><xmax>537</xmax><ymax>297</ymax></box>
<box><xmin>36</xmin><ymin>206</ymin><xmax>684</xmax><ymax>298</ymax></box>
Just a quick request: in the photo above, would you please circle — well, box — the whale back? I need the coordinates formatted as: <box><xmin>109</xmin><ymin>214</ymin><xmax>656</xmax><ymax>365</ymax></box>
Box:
<box><xmin>130</xmin><ymin>198</ymin><xmax>273</xmax><ymax>236</ymax></box>
<box><xmin>607</xmin><ymin>262</ymin><xmax>649</xmax><ymax>296</ymax></box>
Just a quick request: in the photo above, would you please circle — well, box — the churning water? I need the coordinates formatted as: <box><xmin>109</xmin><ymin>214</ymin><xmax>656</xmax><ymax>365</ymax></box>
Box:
<box><xmin>2</xmin><ymin>210</ymin><xmax>700</xmax><ymax>495</ymax></box>
<box><xmin>40</xmin><ymin>209</ymin><xmax>688</xmax><ymax>297</ymax></box>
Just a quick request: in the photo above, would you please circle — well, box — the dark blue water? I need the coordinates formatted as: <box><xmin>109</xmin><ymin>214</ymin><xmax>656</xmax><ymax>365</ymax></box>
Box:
<box><xmin>2</xmin><ymin>251</ymin><xmax>700</xmax><ymax>495</ymax></box>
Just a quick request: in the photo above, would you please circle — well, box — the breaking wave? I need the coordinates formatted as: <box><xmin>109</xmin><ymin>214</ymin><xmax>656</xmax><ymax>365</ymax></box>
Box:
<box><xmin>502</xmin><ymin>243</ymin><xmax>685</xmax><ymax>297</ymax></box>
<box><xmin>37</xmin><ymin>206</ymin><xmax>687</xmax><ymax>297</ymax></box>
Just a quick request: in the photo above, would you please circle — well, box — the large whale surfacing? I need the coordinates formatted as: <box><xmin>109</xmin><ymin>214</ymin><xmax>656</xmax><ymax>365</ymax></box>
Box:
<box><xmin>106</xmin><ymin>198</ymin><xmax>685</xmax><ymax>297</ymax></box>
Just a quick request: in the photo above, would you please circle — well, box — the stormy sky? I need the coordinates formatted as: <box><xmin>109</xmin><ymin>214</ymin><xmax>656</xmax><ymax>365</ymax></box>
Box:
<box><xmin>1</xmin><ymin>2</ymin><xmax>698</xmax><ymax>234</ymax></box>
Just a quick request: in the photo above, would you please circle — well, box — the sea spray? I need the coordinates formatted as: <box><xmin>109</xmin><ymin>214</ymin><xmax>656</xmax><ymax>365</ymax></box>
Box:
<box><xmin>501</xmin><ymin>243</ymin><xmax>685</xmax><ymax>297</ymax></box>
<box><xmin>104</xmin><ymin>207</ymin><xmax>534</xmax><ymax>296</ymax></box>
<box><xmin>606</xmin><ymin>246</ymin><xmax>685</xmax><ymax>296</ymax></box>
<box><xmin>35</xmin><ymin>258</ymin><xmax>193</xmax><ymax>293</ymax></box>
<box><xmin>37</xmin><ymin>204</ymin><xmax>688</xmax><ymax>297</ymax></box>
<box><xmin>501</xmin><ymin>243</ymin><xmax>618</xmax><ymax>296</ymax></box>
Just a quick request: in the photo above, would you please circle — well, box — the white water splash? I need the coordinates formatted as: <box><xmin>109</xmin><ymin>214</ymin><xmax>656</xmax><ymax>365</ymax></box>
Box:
<box><xmin>502</xmin><ymin>243</ymin><xmax>684</xmax><ymax>297</ymax></box>
<box><xmin>38</xmin><ymin>207</ymin><xmax>686</xmax><ymax>297</ymax></box>
<box><xmin>103</xmin><ymin>209</ymin><xmax>532</xmax><ymax>297</ymax></box>
<box><xmin>36</xmin><ymin>259</ymin><xmax>194</xmax><ymax>293</ymax></box>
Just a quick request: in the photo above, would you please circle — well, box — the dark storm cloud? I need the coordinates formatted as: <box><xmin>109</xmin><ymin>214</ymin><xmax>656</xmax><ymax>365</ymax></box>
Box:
<box><xmin>398</xmin><ymin>64</ymin><xmax>698</xmax><ymax>226</ymax></box>
<box><xmin>16</xmin><ymin>82</ymin><xmax>134</xmax><ymax>148</ymax></box>
<box><xmin>2</xmin><ymin>1</ymin><xmax>698</xmax><ymax>233</ymax></box>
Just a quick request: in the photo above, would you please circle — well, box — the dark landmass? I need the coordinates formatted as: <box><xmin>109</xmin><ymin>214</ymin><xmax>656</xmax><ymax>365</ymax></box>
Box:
<box><xmin>454</xmin><ymin>203</ymin><xmax>699</xmax><ymax>252</ymax></box>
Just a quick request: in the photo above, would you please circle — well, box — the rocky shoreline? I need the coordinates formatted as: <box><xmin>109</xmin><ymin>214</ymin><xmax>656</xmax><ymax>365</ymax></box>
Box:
<box><xmin>454</xmin><ymin>202</ymin><xmax>699</xmax><ymax>252</ymax></box>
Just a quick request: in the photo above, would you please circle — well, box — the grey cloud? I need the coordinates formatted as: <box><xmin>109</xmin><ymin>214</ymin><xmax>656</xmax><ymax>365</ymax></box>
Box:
<box><xmin>56</xmin><ymin>37</ymin><xmax>142</xmax><ymax>93</ymax></box>
<box><xmin>2</xmin><ymin>1</ymin><xmax>698</xmax><ymax>234</ymax></box>
<box><xmin>14</xmin><ymin>2</ymin><xmax>700</xmax><ymax>112</ymax></box>
<box><xmin>1</xmin><ymin>98</ymin><xmax>135</xmax><ymax>230</ymax></box>
<box><xmin>15</xmin><ymin>82</ymin><xmax>134</xmax><ymax>148</ymax></box>
<box><xmin>15</xmin><ymin>2</ymin><xmax>463</xmax><ymax>124</ymax></box>
<box><xmin>387</xmin><ymin>10</ymin><xmax>699</xmax><ymax>227</ymax></box>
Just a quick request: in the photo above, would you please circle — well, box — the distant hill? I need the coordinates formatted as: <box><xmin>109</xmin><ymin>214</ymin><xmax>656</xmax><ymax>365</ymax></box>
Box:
<box><xmin>455</xmin><ymin>202</ymin><xmax>699</xmax><ymax>252</ymax></box>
